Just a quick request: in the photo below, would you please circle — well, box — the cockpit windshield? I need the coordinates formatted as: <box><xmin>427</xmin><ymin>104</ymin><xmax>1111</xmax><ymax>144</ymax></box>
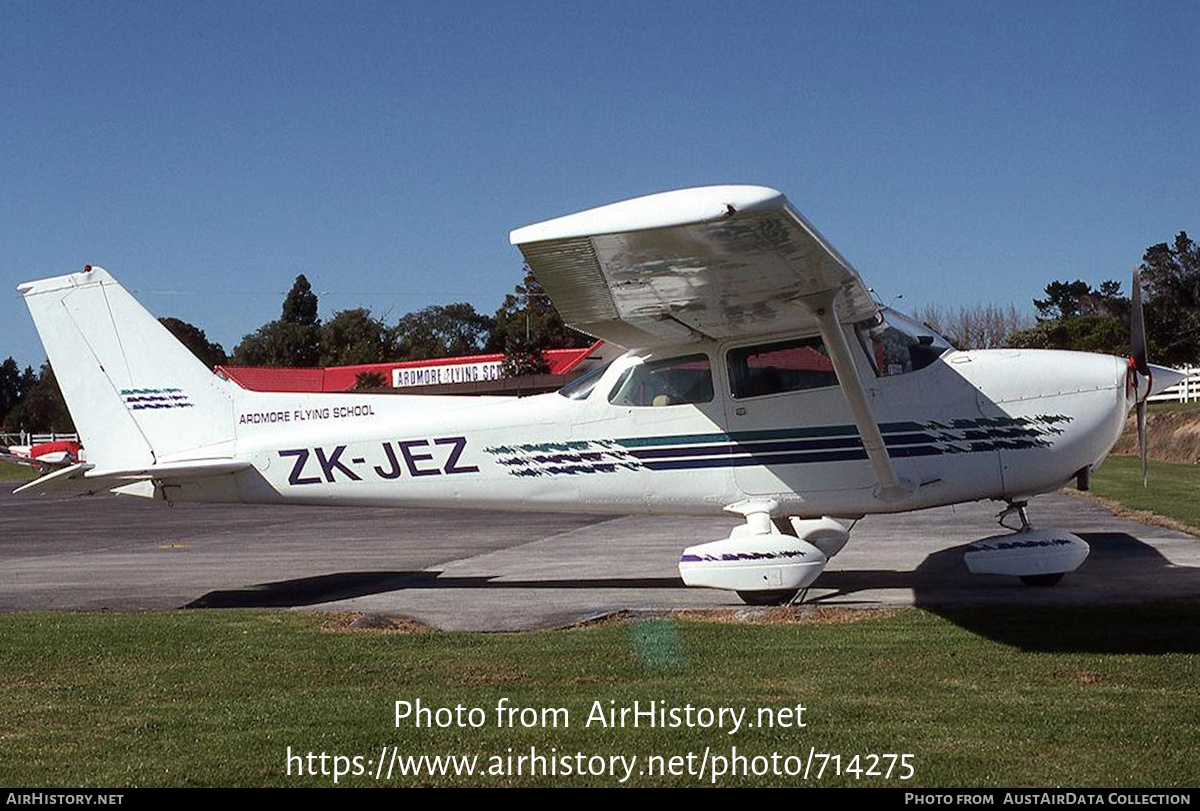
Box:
<box><xmin>557</xmin><ymin>361</ymin><xmax>612</xmax><ymax>400</ymax></box>
<box><xmin>855</xmin><ymin>308</ymin><xmax>953</xmax><ymax>377</ymax></box>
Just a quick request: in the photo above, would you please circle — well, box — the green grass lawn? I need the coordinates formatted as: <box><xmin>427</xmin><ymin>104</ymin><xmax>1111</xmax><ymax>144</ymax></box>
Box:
<box><xmin>1083</xmin><ymin>455</ymin><xmax>1200</xmax><ymax>531</ymax></box>
<box><xmin>1</xmin><ymin>608</ymin><xmax>1197</xmax><ymax>787</ymax></box>
<box><xmin>1148</xmin><ymin>400</ymin><xmax>1200</xmax><ymax>414</ymax></box>
<box><xmin>0</xmin><ymin>459</ymin><xmax>39</xmax><ymax>481</ymax></box>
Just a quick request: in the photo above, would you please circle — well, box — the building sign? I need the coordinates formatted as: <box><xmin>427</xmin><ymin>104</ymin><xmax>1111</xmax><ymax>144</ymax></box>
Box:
<box><xmin>392</xmin><ymin>361</ymin><xmax>504</xmax><ymax>388</ymax></box>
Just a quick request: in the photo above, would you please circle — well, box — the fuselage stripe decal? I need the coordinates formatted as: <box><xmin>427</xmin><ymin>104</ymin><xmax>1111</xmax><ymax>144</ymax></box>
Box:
<box><xmin>642</xmin><ymin>446</ymin><xmax>955</xmax><ymax>471</ymax></box>
<box><xmin>610</xmin><ymin>416</ymin><xmax>1068</xmax><ymax>449</ymax></box>
<box><xmin>484</xmin><ymin>415</ymin><xmax>1072</xmax><ymax>477</ymax></box>
<box><xmin>628</xmin><ymin>432</ymin><xmax>936</xmax><ymax>460</ymax></box>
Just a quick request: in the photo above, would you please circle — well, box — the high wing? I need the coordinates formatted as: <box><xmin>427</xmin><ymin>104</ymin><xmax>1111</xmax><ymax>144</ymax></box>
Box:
<box><xmin>510</xmin><ymin>185</ymin><xmax>877</xmax><ymax>349</ymax></box>
<box><xmin>513</xmin><ymin>185</ymin><xmax>907</xmax><ymax>500</ymax></box>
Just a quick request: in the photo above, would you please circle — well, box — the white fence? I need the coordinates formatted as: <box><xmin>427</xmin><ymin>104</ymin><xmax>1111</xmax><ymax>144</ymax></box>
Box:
<box><xmin>0</xmin><ymin>432</ymin><xmax>80</xmax><ymax>446</ymax></box>
<box><xmin>1147</xmin><ymin>365</ymin><xmax>1200</xmax><ymax>403</ymax></box>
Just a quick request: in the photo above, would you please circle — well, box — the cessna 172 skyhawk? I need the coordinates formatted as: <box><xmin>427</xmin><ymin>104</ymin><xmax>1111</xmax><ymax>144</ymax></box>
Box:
<box><xmin>16</xmin><ymin>185</ymin><xmax>1184</xmax><ymax>604</ymax></box>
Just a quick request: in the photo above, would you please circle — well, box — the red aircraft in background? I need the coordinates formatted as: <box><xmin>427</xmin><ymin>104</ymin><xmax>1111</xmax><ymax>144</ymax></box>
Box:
<box><xmin>0</xmin><ymin>440</ymin><xmax>85</xmax><ymax>472</ymax></box>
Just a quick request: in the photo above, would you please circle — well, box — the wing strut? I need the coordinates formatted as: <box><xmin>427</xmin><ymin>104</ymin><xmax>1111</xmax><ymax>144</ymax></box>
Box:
<box><xmin>808</xmin><ymin>291</ymin><xmax>911</xmax><ymax>502</ymax></box>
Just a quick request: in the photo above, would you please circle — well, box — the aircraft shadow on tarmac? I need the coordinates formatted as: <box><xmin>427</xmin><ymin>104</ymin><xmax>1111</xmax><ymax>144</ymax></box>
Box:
<box><xmin>185</xmin><ymin>573</ymin><xmax>683</xmax><ymax>609</ymax></box>
<box><xmin>814</xmin><ymin>532</ymin><xmax>1200</xmax><ymax>654</ymax></box>
<box><xmin>185</xmin><ymin>532</ymin><xmax>1200</xmax><ymax>654</ymax></box>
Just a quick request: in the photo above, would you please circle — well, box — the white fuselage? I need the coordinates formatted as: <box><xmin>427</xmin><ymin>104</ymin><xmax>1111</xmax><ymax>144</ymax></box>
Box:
<box><xmin>162</xmin><ymin>331</ymin><xmax>1130</xmax><ymax>519</ymax></box>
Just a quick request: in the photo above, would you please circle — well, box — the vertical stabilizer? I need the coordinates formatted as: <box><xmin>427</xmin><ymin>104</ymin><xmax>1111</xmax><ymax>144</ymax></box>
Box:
<box><xmin>18</xmin><ymin>267</ymin><xmax>236</xmax><ymax>470</ymax></box>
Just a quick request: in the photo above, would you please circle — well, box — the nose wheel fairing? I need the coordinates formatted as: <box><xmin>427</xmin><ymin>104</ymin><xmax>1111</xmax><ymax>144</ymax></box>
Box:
<box><xmin>965</xmin><ymin>502</ymin><xmax>1090</xmax><ymax>584</ymax></box>
<box><xmin>964</xmin><ymin>528</ymin><xmax>1090</xmax><ymax>581</ymax></box>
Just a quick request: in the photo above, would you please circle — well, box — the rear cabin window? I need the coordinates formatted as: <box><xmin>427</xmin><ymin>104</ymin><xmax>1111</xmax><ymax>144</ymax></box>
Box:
<box><xmin>728</xmin><ymin>338</ymin><xmax>838</xmax><ymax>399</ymax></box>
<box><xmin>607</xmin><ymin>354</ymin><xmax>714</xmax><ymax>407</ymax></box>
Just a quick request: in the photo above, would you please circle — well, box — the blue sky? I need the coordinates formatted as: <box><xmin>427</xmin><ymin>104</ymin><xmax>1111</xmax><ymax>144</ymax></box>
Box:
<box><xmin>2</xmin><ymin>1</ymin><xmax>1197</xmax><ymax>367</ymax></box>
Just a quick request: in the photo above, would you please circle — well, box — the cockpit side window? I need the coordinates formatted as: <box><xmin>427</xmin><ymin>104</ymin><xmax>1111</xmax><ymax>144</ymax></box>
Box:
<box><xmin>727</xmin><ymin>337</ymin><xmax>838</xmax><ymax>399</ymax></box>
<box><xmin>855</xmin><ymin>309</ymin><xmax>952</xmax><ymax>377</ymax></box>
<box><xmin>607</xmin><ymin>354</ymin><xmax>714</xmax><ymax>407</ymax></box>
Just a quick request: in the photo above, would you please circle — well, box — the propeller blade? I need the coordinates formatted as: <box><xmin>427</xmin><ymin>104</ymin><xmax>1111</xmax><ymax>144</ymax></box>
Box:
<box><xmin>1137</xmin><ymin>399</ymin><xmax>1148</xmax><ymax>487</ymax></box>
<box><xmin>1130</xmin><ymin>267</ymin><xmax>1154</xmax><ymax>486</ymax></box>
<box><xmin>1131</xmin><ymin>267</ymin><xmax>1149</xmax><ymax>376</ymax></box>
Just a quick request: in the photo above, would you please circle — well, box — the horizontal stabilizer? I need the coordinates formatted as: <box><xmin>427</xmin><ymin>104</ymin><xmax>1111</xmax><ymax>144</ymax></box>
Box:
<box><xmin>14</xmin><ymin>459</ymin><xmax>251</xmax><ymax>497</ymax></box>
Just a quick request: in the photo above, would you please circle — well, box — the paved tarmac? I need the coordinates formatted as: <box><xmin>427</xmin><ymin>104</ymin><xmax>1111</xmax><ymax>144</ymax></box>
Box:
<box><xmin>2</xmin><ymin>482</ymin><xmax>1198</xmax><ymax>630</ymax></box>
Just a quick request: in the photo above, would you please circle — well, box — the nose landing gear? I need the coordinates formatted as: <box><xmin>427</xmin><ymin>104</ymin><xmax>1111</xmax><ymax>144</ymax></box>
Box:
<box><xmin>964</xmin><ymin>501</ymin><xmax>1090</xmax><ymax>586</ymax></box>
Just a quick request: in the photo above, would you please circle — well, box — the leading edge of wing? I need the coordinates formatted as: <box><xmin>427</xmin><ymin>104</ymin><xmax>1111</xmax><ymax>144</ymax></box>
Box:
<box><xmin>510</xmin><ymin>185</ymin><xmax>788</xmax><ymax>246</ymax></box>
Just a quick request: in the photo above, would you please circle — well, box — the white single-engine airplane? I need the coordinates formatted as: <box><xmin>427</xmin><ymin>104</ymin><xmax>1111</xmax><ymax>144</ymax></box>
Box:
<box><xmin>16</xmin><ymin>186</ymin><xmax>1184</xmax><ymax>604</ymax></box>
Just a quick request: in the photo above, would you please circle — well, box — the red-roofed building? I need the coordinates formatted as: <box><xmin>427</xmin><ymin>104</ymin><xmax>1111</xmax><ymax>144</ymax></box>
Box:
<box><xmin>216</xmin><ymin>342</ymin><xmax>610</xmax><ymax>395</ymax></box>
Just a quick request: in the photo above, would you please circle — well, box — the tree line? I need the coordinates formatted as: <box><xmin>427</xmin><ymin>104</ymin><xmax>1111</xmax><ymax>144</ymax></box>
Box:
<box><xmin>924</xmin><ymin>231</ymin><xmax>1199</xmax><ymax>365</ymax></box>
<box><xmin>3</xmin><ymin>232</ymin><xmax>1196</xmax><ymax>433</ymax></box>
<box><xmin>226</xmin><ymin>268</ymin><xmax>590</xmax><ymax>377</ymax></box>
<box><xmin>1</xmin><ymin>268</ymin><xmax>592</xmax><ymax>433</ymax></box>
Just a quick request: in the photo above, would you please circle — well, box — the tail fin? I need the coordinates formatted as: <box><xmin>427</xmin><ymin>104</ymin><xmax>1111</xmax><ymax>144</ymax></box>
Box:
<box><xmin>18</xmin><ymin>266</ymin><xmax>236</xmax><ymax>470</ymax></box>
